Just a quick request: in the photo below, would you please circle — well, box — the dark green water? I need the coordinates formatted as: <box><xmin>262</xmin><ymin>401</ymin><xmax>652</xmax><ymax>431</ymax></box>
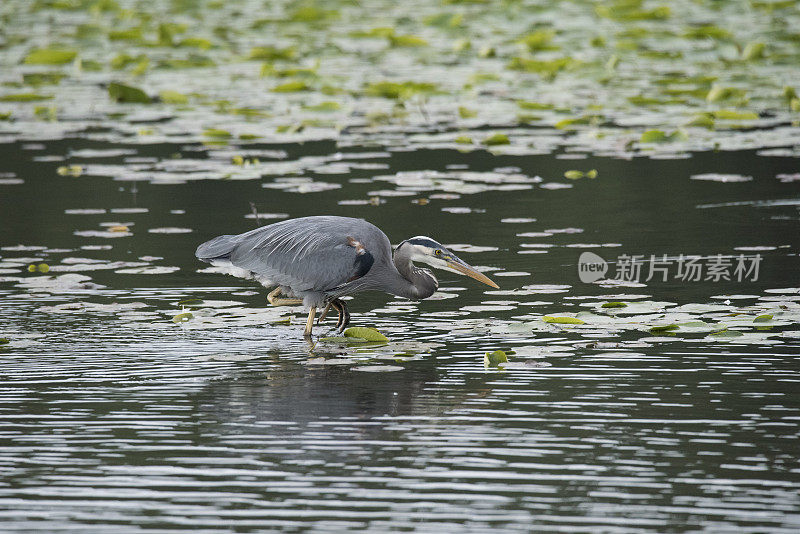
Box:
<box><xmin>1</xmin><ymin>137</ymin><xmax>799</xmax><ymax>532</ymax></box>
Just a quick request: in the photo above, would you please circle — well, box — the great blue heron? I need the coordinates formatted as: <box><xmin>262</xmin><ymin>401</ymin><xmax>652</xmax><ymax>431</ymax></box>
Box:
<box><xmin>196</xmin><ymin>215</ymin><xmax>499</xmax><ymax>336</ymax></box>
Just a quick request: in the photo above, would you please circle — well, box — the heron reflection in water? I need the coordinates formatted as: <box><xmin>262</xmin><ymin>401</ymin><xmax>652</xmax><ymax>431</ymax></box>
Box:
<box><xmin>196</xmin><ymin>215</ymin><xmax>499</xmax><ymax>336</ymax></box>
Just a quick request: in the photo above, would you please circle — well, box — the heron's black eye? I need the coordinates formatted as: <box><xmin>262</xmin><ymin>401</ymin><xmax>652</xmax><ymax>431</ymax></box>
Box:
<box><xmin>435</xmin><ymin>249</ymin><xmax>442</xmax><ymax>256</ymax></box>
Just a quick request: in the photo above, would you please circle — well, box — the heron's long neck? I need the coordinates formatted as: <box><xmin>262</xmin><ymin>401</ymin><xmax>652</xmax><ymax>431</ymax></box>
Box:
<box><xmin>387</xmin><ymin>244</ymin><xmax>437</xmax><ymax>300</ymax></box>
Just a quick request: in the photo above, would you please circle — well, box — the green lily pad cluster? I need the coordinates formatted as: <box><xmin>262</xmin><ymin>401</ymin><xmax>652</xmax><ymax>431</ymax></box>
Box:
<box><xmin>494</xmin><ymin>298</ymin><xmax>800</xmax><ymax>346</ymax></box>
<box><xmin>0</xmin><ymin>0</ymin><xmax>796</xmax><ymax>157</ymax></box>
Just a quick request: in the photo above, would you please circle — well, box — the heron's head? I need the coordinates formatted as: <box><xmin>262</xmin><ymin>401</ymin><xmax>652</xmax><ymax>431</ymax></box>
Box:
<box><xmin>398</xmin><ymin>236</ymin><xmax>499</xmax><ymax>289</ymax></box>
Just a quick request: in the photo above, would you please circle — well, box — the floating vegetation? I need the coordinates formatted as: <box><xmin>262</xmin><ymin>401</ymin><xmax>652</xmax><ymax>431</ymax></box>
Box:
<box><xmin>649</xmin><ymin>324</ymin><xmax>679</xmax><ymax>333</ymax></box>
<box><xmin>303</xmin><ymin>101</ymin><xmax>341</xmax><ymax>112</ymax></box>
<box><xmin>108</xmin><ymin>83</ymin><xmax>151</xmax><ymax>104</ymax></box>
<box><xmin>203</xmin><ymin>128</ymin><xmax>232</xmax><ymax>139</ymax></box>
<box><xmin>0</xmin><ymin>93</ymin><xmax>53</xmax><ymax>102</ymax></box>
<box><xmin>0</xmin><ymin>0</ymin><xmax>794</xmax><ymax>162</ymax></box>
<box><xmin>0</xmin><ymin>5</ymin><xmax>799</xmax><ymax>528</ymax></box>
<box><xmin>542</xmin><ymin>316</ymin><xmax>585</xmax><ymax>325</ymax></box>
<box><xmin>27</xmin><ymin>263</ymin><xmax>49</xmax><ymax>273</ymax></box>
<box><xmin>1</xmin><ymin>2</ymin><xmax>799</xmax><ymax>359</ymax></box>
<box><xmin>640</xmin><ymin>130</ymin><xmax>687</xmax><ymax>144</ymax></box>
<box><xmin>741</xmin><ymin>42</ymin><xmax>767</xmax><ymax>61</ymax></box>
<box><xmin>388</xmin><ymin>33</ymin><xmax>428</xmax><ymax>48</ymax></box>
<box><xmin>159</xmin><ymin>90</ymin><xmax>189</xmax><ymax>104</ymax></box>
<box><xmin>563</xmin><ymin>169</ymin><xmax>598</xmax><ymax>180</ymax></box>
<box><xmin>483</xmin><ymin>133</ymin><xmax>510</xmax><ymax>146</ymax></box>
<box><xmin>364</xmin><ymin>81</ymin><xmax>438</xmax><ymax>100</ymax></box>
<box><xmin>172</xmin><ymin>311</ymin><xmax>193</xmax><ymax>323</ymax></box>
<box><xmin>56</xmin><ymin>165</ymin><xmax>83</xmax><ymax>177</ymax></box>
<box><xmin>484</xmin><ymin>349</ymin><xmax>508</xmax><ymax>367</ymax></box>
<box><xmin>23</xmin><ymin>48</ymin><xmax>77</xmax><ymax>65</ymax></box>
<box><xmin>272</xmin><ymin>80</ymin><xmax>311</xmax><ymax>93</ymax></box>
<box><xmin>343</xmin><ymin>327</ymin><xmax>389</xmax><ymax>343</ymax></box>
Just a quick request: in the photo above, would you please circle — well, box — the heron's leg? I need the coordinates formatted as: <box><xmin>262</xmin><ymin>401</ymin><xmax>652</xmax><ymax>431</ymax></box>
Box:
<box><xmin>304</xmin><ymin>307</ymin><xmax>316</xmax><ymax>337</ymax></box>
<box><xmin>332</xmin><ymin>299</ymin><xmax>351</xmax><ymax>334</ymax></box>
<box><xmin>317</xmin><ymin>302</ymin><xmax>333</xmax><ymax>324</ymax></box>
<box><xmin>267</xmin><ymin>287</ymin><xmax>303</xmax><ymax>307</ymax></box>
<box><xmin>267</xmin><ymin>287</ymin><xmax>281</xmax><ymax>303</ymax></box>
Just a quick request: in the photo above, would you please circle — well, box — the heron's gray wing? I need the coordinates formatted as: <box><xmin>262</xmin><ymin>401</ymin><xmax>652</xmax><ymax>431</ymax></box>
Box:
<box><xmin>227</xmin><ymin>217</ymin><xmax>376</xmax><ymax>292</ymax></box>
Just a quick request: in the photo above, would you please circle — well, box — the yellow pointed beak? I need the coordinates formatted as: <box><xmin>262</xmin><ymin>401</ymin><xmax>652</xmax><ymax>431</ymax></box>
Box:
<box><xmin>446</xmin><ymin>260</ymin><xmax>500</xmax><ymax>289</ymax></box>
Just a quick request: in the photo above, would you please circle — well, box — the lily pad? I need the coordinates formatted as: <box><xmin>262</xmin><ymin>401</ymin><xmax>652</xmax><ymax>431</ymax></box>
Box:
<box><xmin>364</xmin><ymin>81</ymin><xmax>437</xmax><ymax>100</ymax></box>
<box><xmin>108</xmin><ymin>82</ymin><xmax>151</xmax><ymax>104</ymax></box>
<box><xmin>26</xmin><ymin>263</ymin><xmax>50</xmax><ymax>273</ymax></box>
<box><xmin>57</xmin><ymin>165</ymin><xmax>83</xmax><ymax>177</ymax></box>
<box><xmin>0</xmin><ymin>94</ymin><xmax>53</xmax><ymax>102</ymax></box>
<box><xmin>458</xmin><ymin>106</ymin><xmax>477</xmax><ymax>118</ymax></box>
<box><xmin>172</xmin><ymin>312</ymin><xmax>193</xmax><ymax>323</ymax></box>
<box><xmin>159</xmin><ymin>90</ymin><xmax>189</xmax><ymax>104</ymax></box>
<box><xmin>483</xmin><ymin>133</ymin><xmax>510</xmax><ymax>146</ymax></box>
<box><xmin>248</xmin><ymin>46</ymin><xmax>296</xmax><ymax>61</ymax></box>
<box><xmin>203</xmin><ymin>128</ymin><xmax>232</xmax><ymax>138</ymax></box>
<box><xmin>640</xmin><ymin>130</ymin><xmax>668</xmax><ymax>143</ymax></box>
<box><xmin>542</xmin><ymin>316</ymin><xmax>585</xmax><ymax>324</ymax></box>
<box><xmin>484</xmin><ymin>350</ymin><xmax>509</xmax><ymax>367</ymax></box>
<box><xmin>304</xmin><ymin>101</ymin><xmax>341</xmax><ymax>112</ymax></box>
<box><xmin>741</xmin><ymin>42</ymin><xmax>766</xmax><ymax>61</ymax></box>
<box><xmin>714</xmin><ymin>109</ymin><xmax>758</xmax><ymax>120</ymax></box>
<box><xmin>649</xmin><ymin>324</ymin><xmax>679</xmax><ymax>333</ymax></box>
<box><xmin>272</xmin><ymin>80</ymin><xmax>311</xmax><ymax>92</ymax></box>
<box><xmin>23</xmin><ymin>48</ymin><xmax>77</xmax><ymax>65</ymax></box>
<box><xmin>343</xmin><ymin>327</ymin><xmax>388</xmax><ymax>342</ymax></box>
<box><xmin>388</xmin><ymin>34</ymin><xmax>427</xmax><ymax>47</ymax></box>
<box><xmin>706</xmin><ymin>85</ymin><xmax>744</xmax><ymax>102</ymax></box>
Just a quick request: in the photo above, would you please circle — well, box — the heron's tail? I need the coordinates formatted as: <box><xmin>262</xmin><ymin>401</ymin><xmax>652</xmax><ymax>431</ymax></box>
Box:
<box><xmin>195</xmin><ymin>234</ymin><xmax>238</xmax><ymax>263</ymax></box>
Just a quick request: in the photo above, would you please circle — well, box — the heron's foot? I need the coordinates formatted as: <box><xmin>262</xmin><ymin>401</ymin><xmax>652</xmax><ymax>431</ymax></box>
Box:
<box><xmin>304</xmin><ymin>307</ymin><xmax>316</xmax><ymax>337</ymax></box>
<box><xmin>317</xmin><ymin>298</ymin><xmax>350</xmax><ymax>334</ymax></box>
<box><xmin>267</xmin><ymin>287</ymin><xmax>303</xmax><ymax>307</ymax></box>
<box><xmin>332</xmin><ymin>299</ymin><xmax>350</xmax><ymax>334</ymax></box>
